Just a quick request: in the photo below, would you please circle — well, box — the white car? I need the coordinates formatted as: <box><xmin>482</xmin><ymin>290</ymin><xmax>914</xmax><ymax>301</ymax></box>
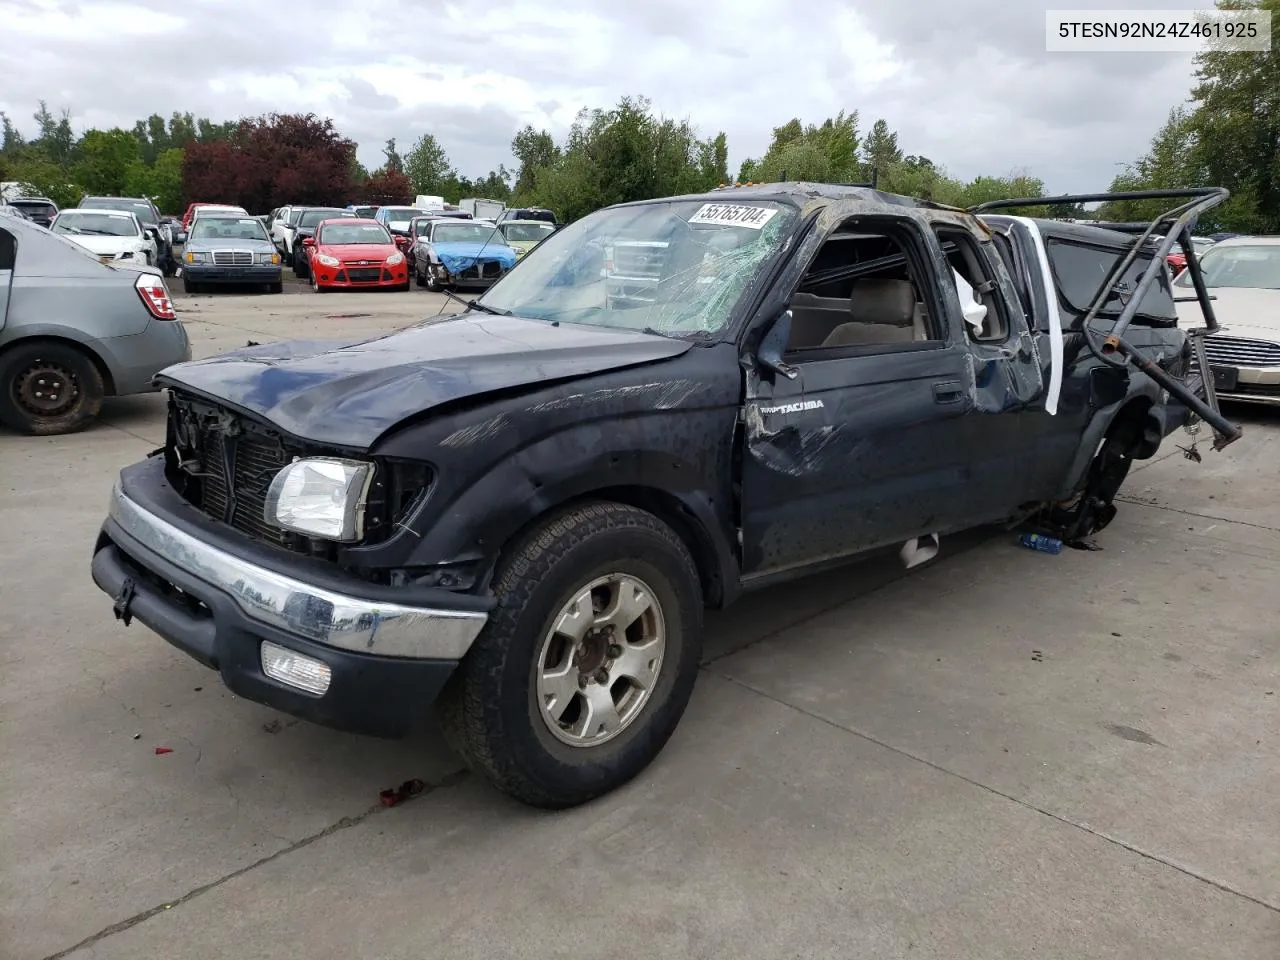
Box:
<box><xmin>49</xmin><ymin>208</ymin><xmax>157</xmax><ymax>266</ymax></box>
<box><xmin>270</xmin><ymin>205</ymin><xmax>293</xmax><ymax>249</ymax></box>
<box><xmin>189</xmin><ymin>204</ymin><xmax>248</xmax><ymax>226</ymax></box>
<box><xmin>1175</xmin><ymin>235</ymin><xmax>1280</xmax><ymax>406</ymax></box>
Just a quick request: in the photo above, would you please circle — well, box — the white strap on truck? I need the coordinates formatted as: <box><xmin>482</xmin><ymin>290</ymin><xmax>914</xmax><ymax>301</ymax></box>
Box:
<box><xmin>1006</xmin><ymin>216</ymin><xmax>1064</xmax><ymax>416</ymax></box>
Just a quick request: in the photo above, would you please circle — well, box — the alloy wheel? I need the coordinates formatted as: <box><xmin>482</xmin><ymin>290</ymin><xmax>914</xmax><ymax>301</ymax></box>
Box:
<box><xmin>535</xmin><ymin>573</ymin><xmax>667</xmax><ymax>747</ymax></box>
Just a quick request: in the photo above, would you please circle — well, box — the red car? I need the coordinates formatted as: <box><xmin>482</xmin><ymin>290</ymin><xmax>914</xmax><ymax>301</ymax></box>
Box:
<box><xmin>300</xmin><ymin>218</ymin><xmax>410</xmax><ymax>293</ymax></box>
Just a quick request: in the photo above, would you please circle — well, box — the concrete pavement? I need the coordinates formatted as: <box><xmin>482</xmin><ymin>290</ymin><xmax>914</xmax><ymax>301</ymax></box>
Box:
<box><xmin>1</xmin><ymin>290</ymin><xmax>1276</xmax><ymax>959</ymax></box>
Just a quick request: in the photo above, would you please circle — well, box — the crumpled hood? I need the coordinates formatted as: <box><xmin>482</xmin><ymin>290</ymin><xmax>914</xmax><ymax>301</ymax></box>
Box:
<box><xmin>432</xmin><ymin>241</ymin><xmax>518</xmax><ymax>274</ymax></box>
<box><xmin>156</xmin><ymin>314</ymin><xmax>692</xmax><ymax>449</ymax></box>
<box><xmin>1176</xmin><ymin>287</ymin><xmax>1280</xmax><ymax>341</ymax></box>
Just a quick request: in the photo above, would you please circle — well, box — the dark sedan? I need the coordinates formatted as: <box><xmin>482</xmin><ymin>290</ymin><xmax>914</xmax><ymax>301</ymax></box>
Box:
<box><xmin>291</xmin><ymin>208</ymin><xmax>358</xmax><ymax>279</ymax></box>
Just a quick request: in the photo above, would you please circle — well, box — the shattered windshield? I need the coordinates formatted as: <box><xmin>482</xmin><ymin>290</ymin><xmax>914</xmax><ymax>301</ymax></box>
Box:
<box><xmin>476</xmin><ymin>199</ymin><xmax>797</xmax><ymax>337</ymax></box>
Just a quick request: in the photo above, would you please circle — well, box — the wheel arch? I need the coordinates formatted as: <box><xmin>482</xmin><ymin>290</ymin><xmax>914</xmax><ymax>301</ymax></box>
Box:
<box><xmin>1058</xmin><ymin>389</ymin><xmax>1164</xmax><ymax>499</ymax></box>
<box><xmin>503</xmin><ymin>485</ymin><xmax>735</xmax><ymax>610</ymax></box>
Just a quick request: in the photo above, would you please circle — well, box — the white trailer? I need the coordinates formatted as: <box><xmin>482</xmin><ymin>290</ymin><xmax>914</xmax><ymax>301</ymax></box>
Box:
<box><xmin>459</xmin><ymin>198</ymin><xmax>506</xmax><ymax>220</ymax></box>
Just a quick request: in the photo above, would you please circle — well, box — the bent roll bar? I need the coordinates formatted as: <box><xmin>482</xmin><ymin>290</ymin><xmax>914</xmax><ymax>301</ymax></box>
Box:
<box><xmin>969</xmin><ymin>187</ymin><xmax>1241</xmax><ymax>451</ymax></box>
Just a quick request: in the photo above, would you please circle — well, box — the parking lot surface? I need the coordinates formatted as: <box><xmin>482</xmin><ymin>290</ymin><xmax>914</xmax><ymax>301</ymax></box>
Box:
<box><xmin>2</xmin><ymin>287</ymin><xmax>1277</xmax><ymax>959</ymax></box>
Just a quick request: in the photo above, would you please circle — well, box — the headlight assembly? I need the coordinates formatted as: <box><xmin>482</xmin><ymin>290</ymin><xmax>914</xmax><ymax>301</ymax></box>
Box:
<box><xmin>316</xmin><ymin>253</ymin><xmax>340</xmax><ymax>267</ymax></box>
<box><xmin>264</xmin><ymin>457</ymin><xmax>374</xmax><ymax>541</ymax></box>
<box><xmin>386</xmin><ymin>251</ymin><xmax>405</xmax><ymax>266</ymax></box>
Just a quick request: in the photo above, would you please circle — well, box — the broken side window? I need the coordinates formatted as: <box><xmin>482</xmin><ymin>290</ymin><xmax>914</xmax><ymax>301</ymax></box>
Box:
<box><xmin>784</xmin><ymin>219</ymin><xmax>943</xmax><ymax>355</ymax></box>
<box><xmin>935</xmin><ymin>228</ymin><xmax>1011</xmax><ymax>344</ymax></box>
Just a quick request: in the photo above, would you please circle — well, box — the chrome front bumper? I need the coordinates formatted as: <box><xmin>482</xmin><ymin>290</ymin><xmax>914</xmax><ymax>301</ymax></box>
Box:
<box><xmin>106</xmin><ymin>482</ymin><xmax>488</xmax><ymax>659</ymax></box>
<box><xmin>1214</xmin><ymin>364</ymin><xmax>1280</xmax><ymax>406</ymax></box>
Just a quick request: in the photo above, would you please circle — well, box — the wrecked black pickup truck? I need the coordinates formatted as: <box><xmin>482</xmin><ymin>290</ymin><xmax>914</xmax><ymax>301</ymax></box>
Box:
<box><xmin>90</xmin><ymin>182</ymin><xmax>1241</xmax><ymax>808</ymax></box>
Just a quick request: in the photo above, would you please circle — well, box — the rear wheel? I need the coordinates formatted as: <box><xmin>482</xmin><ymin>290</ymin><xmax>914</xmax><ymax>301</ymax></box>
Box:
<box><xmin>0</xmin><ymin>341</ymin><xmax>105</xmax><ymax>436</ymax></box>
<box><xmin>439</xmin><ymin>502</ymin><xmax>703</xmax><ymax>808</ymax></box>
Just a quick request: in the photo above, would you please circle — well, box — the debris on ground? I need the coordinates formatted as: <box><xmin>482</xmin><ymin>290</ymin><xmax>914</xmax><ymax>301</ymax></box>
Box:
<box><xmin>1020</xmin><ymin>533</ymin><xmax>1063</xmax><ymax>555</ymax></box>
<box><xmin>1065</xmin><ymin>537</ymin><xmax>1104</xmax><ymax>551</ymax></box>
<box><xmin>379</xmin><ymin>779</ymin><xmax>426</xmax><ymax>807</ymax></box>
<box><xmin>154</xmin><ymin>746</ymin><xmax>173</xmax><ymax>755</ymax></box>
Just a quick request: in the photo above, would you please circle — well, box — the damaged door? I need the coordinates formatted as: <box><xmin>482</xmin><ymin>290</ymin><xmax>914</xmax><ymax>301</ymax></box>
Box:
<box><xmin>736</xmin><ymin>209</ymin><xmax>988</xmax><ymax>579</ymax></box>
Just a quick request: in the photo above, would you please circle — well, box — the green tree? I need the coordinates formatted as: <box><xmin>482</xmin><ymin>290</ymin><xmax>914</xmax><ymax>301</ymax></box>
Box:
<box><xmin>697</xmin><ymin>132</ymin><xmax>729</xmax><ymax>187</ymax></box>
<box><xmin>126</xmin><ymin>147</ymin><xmax>185</xmax><ymax>212</ymax></box>
<box><xmin>0</xmin><ymin>112</ymin><xmax>24</xmax><ymax>153</ymax></box>
<box><xmin>404</xmin><ymin>132</ymin><xmax>453</xmax><ymax>195</ymax></box>
<box><xmin>861</xmin><ymin>119</ymin><xmax>903</xmax><ymax>180</ymax></box>
<box><xmin>511</xmin><ymin>125</ymin><xmax>560</xmax><ymax>197</ymax></box>
<box><xmin>5</xmin><ymin>155</ymin><xmax>81</xmax><ymax>207</ymax></box>
<box><xmin>1100</xmin><ymin>0</ymin><xmax>1278</xmax><ymax>232</ymax></box>
<box><xmin>31</xmin><ymin>100</ymin><xmax>76</xmax><ymax>166</ymax></box>
<box><xmin>383</xmin><ymin>137</ymin><xmax>404</xmax><ymax>174</ymax></box>
<box><xmin>1183</xmin><ymin>0</ymin><xmax>1279</xmax><ymax>230</ymax></box>
<box><xmin>737</xmin><ymin>110</ymin><xmax>861</xmax><ymax>183</ymax></box>
<box><xmin>960</xmin><ymin>172</ymin><xmax>1045</xmax><ymax>210</ymax></box>
<box><xmin>74</xmin><ymin>128</ymin><xmax>142</xmax><ymax>195</ymax></box>
<box><xmin>520</xmin><ymin>96</ymin><xmax>728</xmax><ymax>222</ymax></box>
<box><xmin>168</xmin><ymin>112</ymin><xmax>197</xmax><ymax>147</ymax></box>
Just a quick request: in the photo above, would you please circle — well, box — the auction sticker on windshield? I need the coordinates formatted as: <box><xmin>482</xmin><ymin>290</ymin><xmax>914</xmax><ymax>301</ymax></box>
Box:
<box><xmin>688</xmin><ymin>203</ymin><xmax>779</xmax><ymax>229</ymax></box>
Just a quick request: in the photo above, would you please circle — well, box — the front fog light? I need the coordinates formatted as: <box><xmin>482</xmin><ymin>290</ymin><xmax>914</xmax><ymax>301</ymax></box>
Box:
<box><xmin>265</xmin><ymin>457</ymin><xmax>373</xmax><ymax>541</ymax></box>
<box><xmin>261</xmin><ymin>641</ymin><xmax>331</xmax><ymax>695</ymax></box>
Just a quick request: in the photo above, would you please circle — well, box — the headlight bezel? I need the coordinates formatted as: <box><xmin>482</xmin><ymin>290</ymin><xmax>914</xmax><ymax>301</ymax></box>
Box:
<box><xmin>264</xmin><ymin>456</ymin><xmax>376</xmax><ymax>542</ymax></box>
<box><xmin>386</xmin><ymin>251</ymin><xmax>405</xmax><ymax>266</ymax></box>
<box><xmin>315</xmin><ymin>253</ymin><xmax>340</xmax><ymax>267</ymax></box>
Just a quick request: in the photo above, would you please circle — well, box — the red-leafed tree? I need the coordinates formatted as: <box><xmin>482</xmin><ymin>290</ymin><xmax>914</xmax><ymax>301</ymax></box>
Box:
<box><xmin>360</xmin><ymin>167</ymin><xmax>412</xmax><ymax>205</ymax></box>
<box><xmin>181</xmin><ymin>113</ymin><xmax>356</xmax><ymax>212</ymax></box>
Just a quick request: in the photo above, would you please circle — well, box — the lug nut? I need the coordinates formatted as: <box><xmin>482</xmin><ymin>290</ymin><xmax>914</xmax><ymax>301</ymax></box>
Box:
<box><xmin>594</xmin><ymin>668</ymin><xmax>609</xmax><ymax>685</ymax></box>
<box><xmin>607</xmin><ymin>644</ymin><xmax>622</xmax><ymax>658</ymax></box>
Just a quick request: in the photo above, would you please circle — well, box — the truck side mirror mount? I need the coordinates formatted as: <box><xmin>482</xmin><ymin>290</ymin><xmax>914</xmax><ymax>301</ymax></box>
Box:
<box><xmin>757</xmin><ymin>309</ymin><xmax>800</xmax><ymax>381</ymax></box>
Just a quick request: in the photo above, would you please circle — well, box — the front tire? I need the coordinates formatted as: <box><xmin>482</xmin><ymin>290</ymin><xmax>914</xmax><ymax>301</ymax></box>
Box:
<box><xmin>0</xmin><ymin>341</ymin><xmax>105</xmax><ymax>436</ymax></box>
<box><xmin>439</xmin><ymin>502</ymin><xmax>703</xmax><ymax>808</ymax></box>
<box><xmin>182</xmin><ymin>275</ymin><xmax>199</xmax><ymax>294</ymax></box>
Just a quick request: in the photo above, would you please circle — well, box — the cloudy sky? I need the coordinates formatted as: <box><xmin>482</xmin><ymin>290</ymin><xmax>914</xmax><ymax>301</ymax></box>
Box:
<box><xmin>3</xmin><ymin>0</ymin><xmax>1204</xmax><ymax>192</ymax></box>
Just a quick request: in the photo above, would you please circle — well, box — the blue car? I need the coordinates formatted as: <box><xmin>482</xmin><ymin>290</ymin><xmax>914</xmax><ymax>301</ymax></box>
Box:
<box><xmin>410</xmin><ymin>219</ymin><xmax>518</xmax><ymax>291</ymax></box>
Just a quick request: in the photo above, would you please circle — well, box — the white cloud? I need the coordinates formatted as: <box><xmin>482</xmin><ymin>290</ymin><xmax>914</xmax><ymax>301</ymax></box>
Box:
<box><xmin>0</xmin><ymin>0</ymin><xmax>1202</xmax><ymax>192</ymax></box>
